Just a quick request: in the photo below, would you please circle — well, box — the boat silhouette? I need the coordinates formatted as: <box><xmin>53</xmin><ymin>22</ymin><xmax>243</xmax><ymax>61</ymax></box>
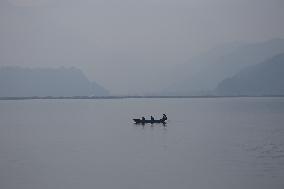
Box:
<box><xmin>133</xmin><ymin>114</ymin><xmax>167</xmax><ymax>124</ymax></box>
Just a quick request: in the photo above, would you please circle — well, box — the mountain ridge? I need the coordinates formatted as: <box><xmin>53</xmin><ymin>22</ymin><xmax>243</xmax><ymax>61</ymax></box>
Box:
<box><xmin>215</xmin><ymin>53</ymin><xmax>284</xmax><ymax>96</ymax></box>
<box><xmin>163</xmin><ymin>38</ymin><xmax>284</xmax><ymax>95</ymax></box>
<box><xmin>0</xmin><ymin>66</ymin><xmax>109</xmax><ymax>97</ymax></box>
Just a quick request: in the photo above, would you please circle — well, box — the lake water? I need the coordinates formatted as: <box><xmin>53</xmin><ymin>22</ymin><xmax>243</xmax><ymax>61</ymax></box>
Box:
<box><xmin>0</xmin><ymin>98</ymin><xmax>284</xmax><ymax>189</ymax></box>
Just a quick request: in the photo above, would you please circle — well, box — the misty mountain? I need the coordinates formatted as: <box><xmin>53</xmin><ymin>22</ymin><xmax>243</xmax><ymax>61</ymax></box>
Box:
<box><xmin>163</xmin><ymin>38</ymin><xmax>284</xmax><ymax>95</ymax></box>
<box><xmin>215</xmin><ymin>53</ymin><xmax>284</xmax><ymax>96</ymax></box>
<box><xmin>0</xmin><ymin>67</ymin><xmax>109</xmax><ymax>97</ymax></box>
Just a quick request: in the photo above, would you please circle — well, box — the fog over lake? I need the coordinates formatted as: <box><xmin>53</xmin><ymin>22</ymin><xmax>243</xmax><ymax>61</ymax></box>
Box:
<box><xmin>1</xmin><ymin>98</ymin><xmax>284</xmax><ymax>189</ymax></box>
<box><xmin>1</xmin><ymin>0</ymin><xmax>284</xmax><ymax>94</ymax></box>
<box><xmin>1</xmin><ymin>0</ymin><xmax>284</xmax><ymax>188</ymax></box>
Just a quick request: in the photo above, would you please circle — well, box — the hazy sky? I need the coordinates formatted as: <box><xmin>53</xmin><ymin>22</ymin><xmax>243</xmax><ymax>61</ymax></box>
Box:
<box><xmin>1</xmin><ymin>0</ymin><xmax>284</xmax><ymax>94</ymax></box>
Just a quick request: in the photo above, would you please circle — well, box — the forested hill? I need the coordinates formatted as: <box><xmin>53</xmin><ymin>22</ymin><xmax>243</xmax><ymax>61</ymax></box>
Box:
<box><xmin>0</xmin><ymin>67</ymin><xmax>109</xmax><ymax>97</ymax></box>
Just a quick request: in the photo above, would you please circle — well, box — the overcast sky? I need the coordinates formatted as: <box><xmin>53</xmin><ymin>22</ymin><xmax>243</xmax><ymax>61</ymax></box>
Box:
<box><xmin>1</xmin><ymin>0</ymin><xmax>284</xmax><ymax>94</ymax></box>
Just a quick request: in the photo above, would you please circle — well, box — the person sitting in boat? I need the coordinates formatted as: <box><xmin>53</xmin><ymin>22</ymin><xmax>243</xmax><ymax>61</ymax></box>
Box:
<box><xmin>141</xmin><ymin>116</ymin><xmax>145</xmax><ymax>123</ymax></box>
<box><xmin>151</xmin><ymin>116</ymin><xmax>154</xmax><ymax>123</ymax></box>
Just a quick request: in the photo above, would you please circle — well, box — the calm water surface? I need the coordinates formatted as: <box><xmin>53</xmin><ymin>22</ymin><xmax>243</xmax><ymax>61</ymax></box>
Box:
<box><xmin>0</xmin><ymin>98</ymin><xmax>284</xmax><ymax>189</ymax></box>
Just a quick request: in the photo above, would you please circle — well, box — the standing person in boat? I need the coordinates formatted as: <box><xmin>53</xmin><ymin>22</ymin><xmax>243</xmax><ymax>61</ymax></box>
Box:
<box><xmin>162</xmin><ymin>114</ymin><xmax>167</xmax><ymax>121</ymax></box>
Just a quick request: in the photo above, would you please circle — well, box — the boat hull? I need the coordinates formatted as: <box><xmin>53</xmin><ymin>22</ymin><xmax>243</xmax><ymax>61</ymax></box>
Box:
<box><xmin>133</xmin><ymin>119</ymin><xmax>166</xmax><ymax>124</ymax></box>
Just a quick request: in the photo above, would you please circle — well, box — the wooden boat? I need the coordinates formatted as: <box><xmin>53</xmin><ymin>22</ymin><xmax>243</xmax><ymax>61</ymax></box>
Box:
<box><xmin>133</xmin><ymin>118</ymin><xmax>166</xmax><ymax>124</ymax></box>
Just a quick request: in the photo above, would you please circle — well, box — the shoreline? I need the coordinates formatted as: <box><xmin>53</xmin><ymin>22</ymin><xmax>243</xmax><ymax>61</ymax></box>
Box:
<box><xmin>1</xmin><ymin>95</ymin><xmax>284</xmax><ymax>100</ymax></box>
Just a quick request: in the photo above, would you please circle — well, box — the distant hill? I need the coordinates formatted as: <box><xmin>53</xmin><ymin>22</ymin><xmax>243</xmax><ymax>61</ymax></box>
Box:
<box><xmin>0</xmin><ymin>67</ymin><xmax>109</xmax><ymax>97</ymax></box>
<box><xmin>215</xmin><ymin>53</ymin><xmax>284</xmax><ymax>96</ymax></box>
<box><xmin>163</xmin><ymin>38</ymin><xmax>284</xmax><ymax>95</ymax></box>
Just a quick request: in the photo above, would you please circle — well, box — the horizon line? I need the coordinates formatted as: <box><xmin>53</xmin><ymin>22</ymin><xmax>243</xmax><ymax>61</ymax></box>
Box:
<box><xmin>1</xmin><ymin>95</ymin><xmax>284</xmax><ymax>100</ymax></box>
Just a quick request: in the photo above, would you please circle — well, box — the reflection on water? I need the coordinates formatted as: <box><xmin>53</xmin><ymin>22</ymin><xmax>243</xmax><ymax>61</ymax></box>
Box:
<box><xmin>134</xmin><ymin>123</ymin><xmax>167</xmax><ymax>129</ymax></box>
<box><xmin>0</xmin><ymin>98</ymin><xmax>284</xmax><ymax>189</ymax></box>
